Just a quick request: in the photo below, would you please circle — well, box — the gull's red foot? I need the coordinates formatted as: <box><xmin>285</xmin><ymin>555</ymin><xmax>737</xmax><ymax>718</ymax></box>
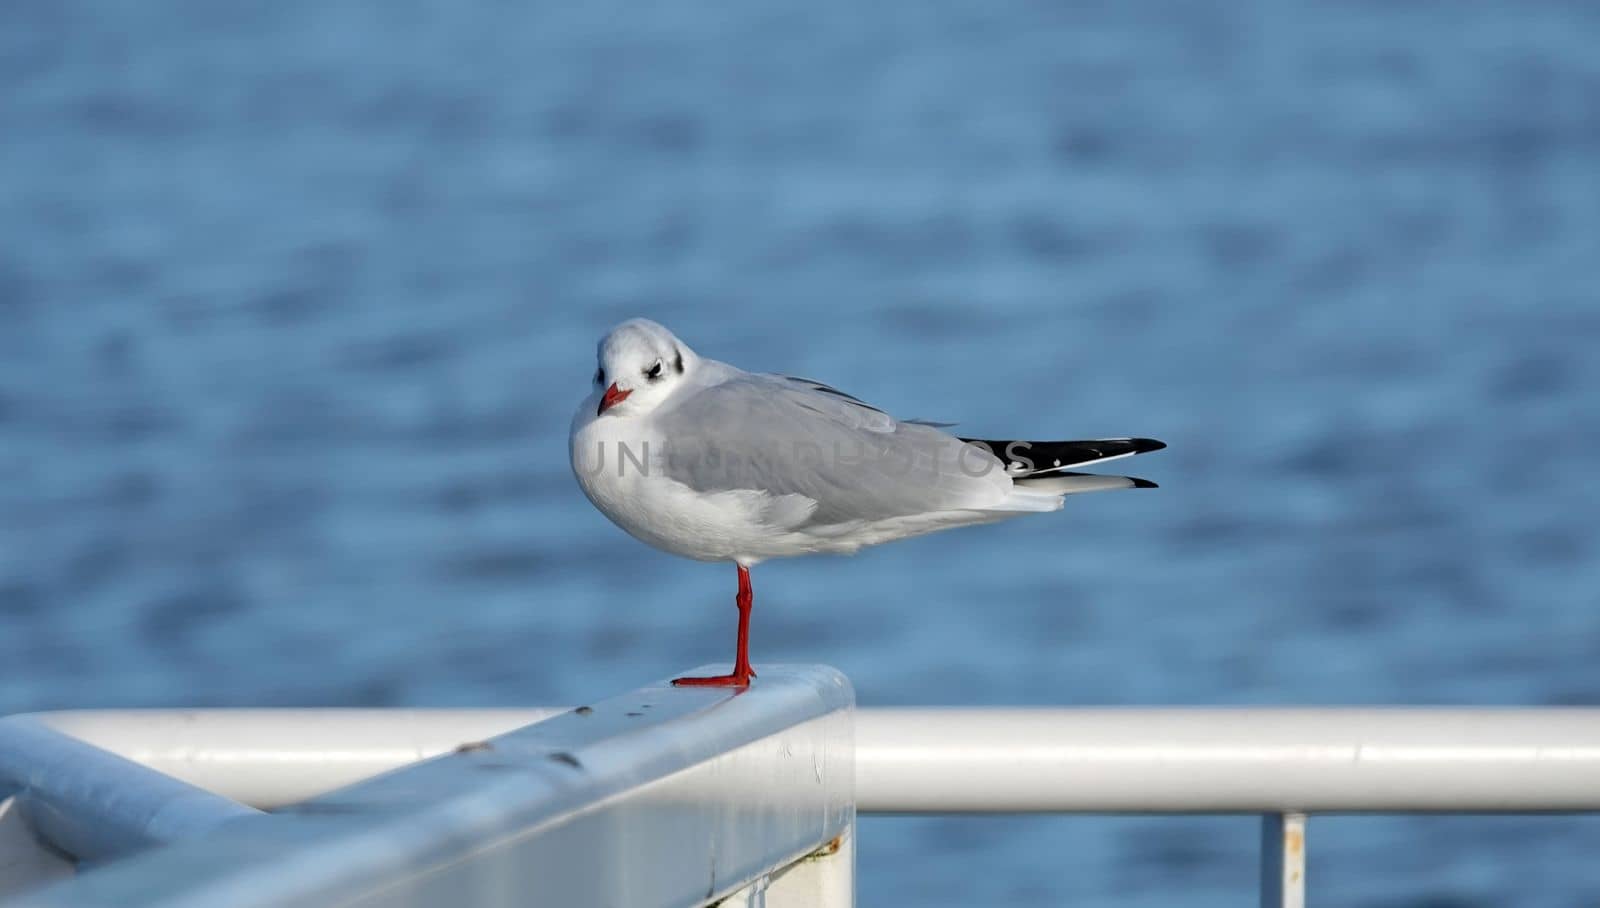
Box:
<box><xmin>671</xmin><ymin>670</ymin><xmax>753</xmax><ymax>688</ymax></box>
<box><xmin>672</xmin><ymin>564</ymin><xmax>757</xmax><ymax>689</ymax></box>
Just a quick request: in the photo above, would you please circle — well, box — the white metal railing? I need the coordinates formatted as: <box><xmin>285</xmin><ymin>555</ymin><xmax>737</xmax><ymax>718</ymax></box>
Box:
<box><xmin>35</xmin><ymin>706</ymin><xmax>1600</xmax><ymax>813</ymax></box>
<box><xmin>1</xmin><ymin>666</ymin><xmax>854</xmax><ymax>908</ymax></box>
<box><xmin>0</xmin><ymin>715</ymin><xmax>261</xmax><ymax>865</ymax></box>
<box><xmin>7</xmin><ymin>672</ymin><xmax>1600</xmax><ymax>906</ymax></box>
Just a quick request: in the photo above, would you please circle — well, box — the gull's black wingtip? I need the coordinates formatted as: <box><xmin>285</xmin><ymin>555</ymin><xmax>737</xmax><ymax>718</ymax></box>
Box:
<box><xmin>1129</xmin><ymin>476</ymin><xmax>1159</xmax><ymax>489</ymax></box>
<box><xmin>1129</xmin><ymin>438</ymin><xmax>1167</xmax><ymax>454</ymax></box>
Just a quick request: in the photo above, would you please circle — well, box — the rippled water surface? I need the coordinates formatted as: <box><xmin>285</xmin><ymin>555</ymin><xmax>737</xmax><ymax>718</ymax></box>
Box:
<box><xmin>4</xmin><ymin>3</ymin><xmax>1600</xmax><ymax>905</ymax></box>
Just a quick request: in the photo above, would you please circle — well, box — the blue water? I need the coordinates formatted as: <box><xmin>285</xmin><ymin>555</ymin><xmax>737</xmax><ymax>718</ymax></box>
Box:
<box><xmin>4</xmin><ymin>2</ymin><xmax>1600</xmax><ymax>904</ymax></box>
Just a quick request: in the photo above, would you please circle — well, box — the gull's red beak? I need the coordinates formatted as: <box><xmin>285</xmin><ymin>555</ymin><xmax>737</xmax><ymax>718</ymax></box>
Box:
<box><xmin>598</xmin><ymin>382</ymin><xmax>632</xmax><ymax>415</ymax></box>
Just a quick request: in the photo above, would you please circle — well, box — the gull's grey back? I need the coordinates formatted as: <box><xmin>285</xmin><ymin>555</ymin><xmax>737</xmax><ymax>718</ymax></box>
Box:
<box><xmin>651</xmin><ymin>373</ymin><xmax>1012</xmax><ymax>527</ymax></box>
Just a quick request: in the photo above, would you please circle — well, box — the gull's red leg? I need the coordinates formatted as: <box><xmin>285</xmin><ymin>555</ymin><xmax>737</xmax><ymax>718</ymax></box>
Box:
<box><xmin>673</xmin><ymin>564</ymin><xmax>756</xmax><ymax>688</ymax></box>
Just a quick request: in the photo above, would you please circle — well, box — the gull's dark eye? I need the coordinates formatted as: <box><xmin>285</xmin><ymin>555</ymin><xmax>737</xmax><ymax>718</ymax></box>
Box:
<box><xmin>644</xmin><ymin>360</ymin><xmax>663</xmax><ymax>381</ymax></box>
<box><xmin>594</xmin><ymin>367</ymin><xmax>605</xmax><ymax>385</ymax></box>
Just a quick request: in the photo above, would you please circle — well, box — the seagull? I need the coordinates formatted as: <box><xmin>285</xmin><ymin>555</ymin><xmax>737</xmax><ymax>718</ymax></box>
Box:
<box><xmin>570</xmin><ymin>318</ymin><xmax>1165</xmax><ymax>688</ymax></box>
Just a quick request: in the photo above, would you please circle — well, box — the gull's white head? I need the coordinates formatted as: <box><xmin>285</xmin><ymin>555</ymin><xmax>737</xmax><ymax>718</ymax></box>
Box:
<box><xmin>588</xmin><ymin>318</ymin><xmax>697</xmax><ymax>418</ymax></box>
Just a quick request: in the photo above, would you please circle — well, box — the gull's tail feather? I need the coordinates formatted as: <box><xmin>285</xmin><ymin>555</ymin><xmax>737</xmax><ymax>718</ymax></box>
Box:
<box><xmin>992</xmin><ymin>470</ymin><xmax>1157</xmax><ymax>513</ymax></box>
<box><xmin>1013</xmin><ymin>471</ymin><xmax>1158</xmax><ymax>494</ymax></box>
<box><xmin>960</xmin><ymin>436</ymin><xmax>1166</xmax><ymax>476</ymax></box>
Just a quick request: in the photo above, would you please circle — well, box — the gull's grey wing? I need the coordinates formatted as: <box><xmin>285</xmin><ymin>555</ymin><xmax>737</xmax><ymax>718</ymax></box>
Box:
<box><xmin>784</xmin><ymin>376</ymin><xmax>957</xmax><ymax>427</ymax></box>
<box><xmin>780</xmin><ymin>376</ymin><xmax>888</xmax><ymax>416</ymax></box>
<box><xmin>654</xmin><ymin>373</ymin><xmax>1012</xmax><ymax>526</ymax></box>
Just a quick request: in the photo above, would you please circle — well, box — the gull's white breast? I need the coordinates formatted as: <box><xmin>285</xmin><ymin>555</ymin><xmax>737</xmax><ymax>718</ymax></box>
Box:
<box><xmin>570</xmin><ymin>403</ymin><xmax>820</xmax><ymax>564</ymax></box>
